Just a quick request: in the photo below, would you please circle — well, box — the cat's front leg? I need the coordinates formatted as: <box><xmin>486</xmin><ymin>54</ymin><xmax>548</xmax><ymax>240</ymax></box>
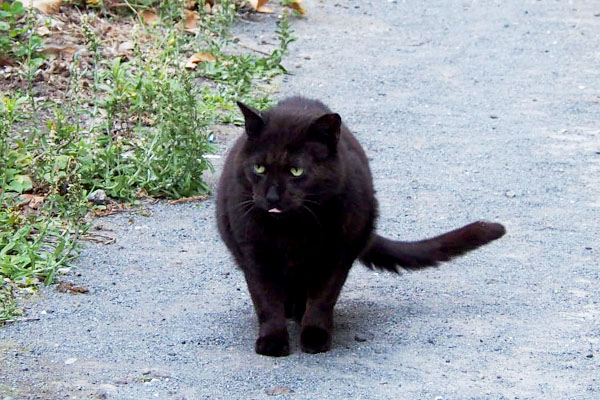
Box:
<box><xmin>244</xmin><ymin>271</ymin><xmax>289</xmax><ymax>357</ymax></box>
<box><xmin>300</xmin><ymin>266</ymin><xmax>351</xmax><ymax>354</ymax></box>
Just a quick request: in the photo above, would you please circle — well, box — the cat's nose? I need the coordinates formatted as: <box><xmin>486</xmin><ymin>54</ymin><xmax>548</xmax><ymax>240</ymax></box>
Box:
<box><xmin>266</xmin><ymin>185</ymin><xmax>280</xmax><ymax>205</ymax></box>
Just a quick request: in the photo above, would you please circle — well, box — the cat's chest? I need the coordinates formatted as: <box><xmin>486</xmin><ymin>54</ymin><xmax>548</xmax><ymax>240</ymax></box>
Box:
<box><xmin>251</xmin><ymin>218</ymin><xmax>331</xmax><ymax>267</ymax></box>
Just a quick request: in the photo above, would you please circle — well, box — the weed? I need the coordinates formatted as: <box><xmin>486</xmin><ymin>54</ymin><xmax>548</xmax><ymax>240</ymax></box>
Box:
<box><xmin>0</xmin><ymin>0</ymin><xmax>295</xmax><ymax>321</ymax></box>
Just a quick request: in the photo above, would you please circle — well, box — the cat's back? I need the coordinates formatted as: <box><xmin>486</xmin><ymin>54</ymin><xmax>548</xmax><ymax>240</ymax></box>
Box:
<box><xmin>275</xmin><ymin>96</ymin><xmax>332</xmax><ymax>115</ymax></box>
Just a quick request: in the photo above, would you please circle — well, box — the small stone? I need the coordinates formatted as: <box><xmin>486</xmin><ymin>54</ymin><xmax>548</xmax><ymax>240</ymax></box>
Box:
<box><xmin>586</xmin><ymin>353</ymin><xmax>593</xmax><ymax>358</ymax></box>
<box><xmin>65</xmin><ymin>357</ymin><xmax>77</xmax><ymax>365</ymax></box>
<box><xmin>88</xmin><ymin>189</ymin><xmax>109</xmax><ymax>205</ymax></box>
<box><xmin>141</xmin><ymin>368</ymin><xmax>151</xmax><ymax>375</ymax></box>
<box><xmin>354</xmin><ymin>334</ymin><xmax>367</xmax><ymax>342</ymax></box>
<box><xmin>95</xmin><ymin>384</ymin><xmax>117</xmax><ymax>399</ymax></box>
<box><xmin>489</xmin><ymin>115</ymin><xmax>498</xmax><ymax>119</ymax></box>
<box><xmin>266</xmin><ymin>386</ymin><xmax>293</xmax><ymax>396</ymax></box>
<box><xmin>505</xmin><ymin>190</ymin><xmax>516</xmax><ymax>198</ymax></box>
<box><xmin>113</xmin><ymin>377</ymin><xmax>129</xmax><ymax>385</ymax></box>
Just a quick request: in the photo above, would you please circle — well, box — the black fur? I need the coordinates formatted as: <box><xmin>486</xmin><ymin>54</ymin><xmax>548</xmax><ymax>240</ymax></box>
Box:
<box><xmin>216</xmin><ymin>96</ymin><xmax>505</xmax><ymax>356</ymax></box>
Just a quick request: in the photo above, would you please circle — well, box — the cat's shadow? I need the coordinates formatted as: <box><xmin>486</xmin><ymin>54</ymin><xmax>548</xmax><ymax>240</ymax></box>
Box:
<box><xmin>272</xmin><ymin>299</ymin><xmax>425</xmax><ymax>354</ymax></box>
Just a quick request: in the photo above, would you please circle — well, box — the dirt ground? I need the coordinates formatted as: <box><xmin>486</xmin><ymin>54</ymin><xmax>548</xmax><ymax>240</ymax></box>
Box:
<box><xmin>1</xmin><ymin>0</ymin><xmax>599</xmax><ymax>399</ymax></box>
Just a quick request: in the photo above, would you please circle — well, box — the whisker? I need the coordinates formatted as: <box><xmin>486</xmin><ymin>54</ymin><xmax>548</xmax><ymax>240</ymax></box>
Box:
<box><xmin>302</xmin><ymin>204</ymin><xmax>322</xmax><ymax>229</ymax></box>
<box><xmin>303</xmin><ymin>199</ymin><xmax>321</xmax><ymax>206</ymax></box>
<box><xmin>234</xmin><ymin>199</ymin><xmax>255</xmax><ymax>210</ymax></box>
<box><xmin>240</xmin><ymin>204</ymin><xmax>255</xmax><ymax>220</ymax></box>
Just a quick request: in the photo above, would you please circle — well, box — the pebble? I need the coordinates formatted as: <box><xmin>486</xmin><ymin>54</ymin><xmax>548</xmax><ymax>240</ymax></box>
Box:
<box><xmin>87</xmin><ymin>189</ymin><xmax>109</xmax><ymax>205</ymax></box>
<box><xmin>265</xmin><ymin>386</ymin><xmax>293</xmax><ymax>396</ymax></box>
<box><xmin>354</xmin><ymin>334</ymin><xmax>368</xmax><ymax>342</ymax></box>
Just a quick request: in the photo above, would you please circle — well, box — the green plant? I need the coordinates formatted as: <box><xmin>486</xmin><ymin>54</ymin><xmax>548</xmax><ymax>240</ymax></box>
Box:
<box><xmin>0</xmin><ymin>2</ymin><xmax>44</xmax><ymax>87</ymax></box>
<box><xmin>0</xmin><ymin>1</ymin><xmax>26</xmax><ymax>58</ymax></box>
<box><xmin>0</xmin><ymin>0</ymin><xmax>296</xmax><ymax>322</ymax></box>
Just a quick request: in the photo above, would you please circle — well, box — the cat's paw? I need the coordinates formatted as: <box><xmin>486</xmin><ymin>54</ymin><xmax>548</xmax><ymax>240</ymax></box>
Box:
<box><xmin>255</xmin><ymin>335</ymin><xmax>290</xmax><ymax>357</ymax></box>
<box><xmin>300</xmin><ymin>326</ymin><xmax>331</xmax><ymax>354</ymax></box>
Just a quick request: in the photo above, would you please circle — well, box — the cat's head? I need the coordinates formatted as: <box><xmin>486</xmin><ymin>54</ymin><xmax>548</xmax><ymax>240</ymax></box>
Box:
<box><xmin>236</xmin><ymin>101</ymin><xmax>345</xmax><ymax>216</ymax></box>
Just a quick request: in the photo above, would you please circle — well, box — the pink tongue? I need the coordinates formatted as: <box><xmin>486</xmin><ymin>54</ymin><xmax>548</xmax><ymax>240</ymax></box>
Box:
<box><xmin>268</xmin><ymin>208</ymin><xmax>282</xmax><ymax>214</ymax></box>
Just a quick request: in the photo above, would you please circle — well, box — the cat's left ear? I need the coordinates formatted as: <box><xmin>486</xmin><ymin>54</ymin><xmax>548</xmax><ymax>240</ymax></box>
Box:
<box><xmin>237</xmin><ymin>101</ymin><xmax>265</xmax><ymax>139</ymax></box>
<box><xmin>308</xmin><ymin>113</ymin><xmax>342</xmax><ymax>151</ymax></box>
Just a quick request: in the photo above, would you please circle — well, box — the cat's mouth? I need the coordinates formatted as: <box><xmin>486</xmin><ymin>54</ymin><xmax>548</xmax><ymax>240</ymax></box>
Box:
<box><xmin>268</xmin><ymin>207</ymin><xmax>283</xmax><ymax>214</ymax></box>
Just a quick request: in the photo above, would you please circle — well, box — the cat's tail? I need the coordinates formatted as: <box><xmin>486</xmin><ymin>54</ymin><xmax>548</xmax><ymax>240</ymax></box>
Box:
<box><xmin>359</xmin><ymin>221</ymin><xmax>505</xmax><ymax>272</ymax></box>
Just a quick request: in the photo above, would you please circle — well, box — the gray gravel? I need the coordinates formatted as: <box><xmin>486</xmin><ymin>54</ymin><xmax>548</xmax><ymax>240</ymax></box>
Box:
<box><xmin>2</xmin><ymin>0</ymin><xmax>599</xmax><ymax>399</ymax></box>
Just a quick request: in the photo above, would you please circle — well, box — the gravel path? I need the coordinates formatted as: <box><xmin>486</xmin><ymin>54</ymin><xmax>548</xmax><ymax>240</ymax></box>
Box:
<box><xmin>2</xmin><ymin>1</ymin><xmax>599</xmax><ymax>399</ymax></box>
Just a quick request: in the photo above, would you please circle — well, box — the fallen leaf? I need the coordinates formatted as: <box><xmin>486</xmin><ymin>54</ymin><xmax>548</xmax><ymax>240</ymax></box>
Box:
<box><xmin>117</xmin><ymin>40</ymin><xmax>135</xmax><ymax>55</ymax></box>
<box><xmin>248</xmin><ymin>0</ymin><xmax>268</xmax><ymax>10</ymax></box>
<box><xmin>139</xmin><ymin>10</ymin><xmax>159</xmax><ymax>25</ymax></box>
<box><xmin>87</xmin><ymin>203</ymin><xmax>129</xmax><ymax>217</ymax></box>
<box><xmin>57</xmin><ymin>281</ymin><xmax>89</xmax><ymax>294</ymax></box>
<box><xmin>41</xmin><ymin>45</ymin><xmax>78</xmax><ymax>60</ymax></box>
<box><xmin>248</xmin><ymin>0</ymin><xmax>274</xmax><ymax>13</ymax></box>
<box><xmin>184</xmin><ymin>9</ymin><xmax>199</xmax><ymax>33</ymax></box>
<box><xmin>185</xmin><ymin>52</ymin><xmax>215</xmax><ymax>70</ymax></box>
<box><xmin>205</xmin><ymin>2</ymin><xmax>212</xmax><ymax>13</ymax></box>
<box><xmin>285</xmin><ymin>0</ymin><xmax>306</xmax><ymax>15</ymax></box>
<box><xmin>36</xmin><ymin>26</ymin><xmax>51</xmax><ymax>36</ymax></box>
<box><xmin>257</xmin><ymin>5</ymin><xmax>274</xmax><ymax>13</ymax></box>
<box><xmin>17</xmin><ymin>194</ymin><xmax>46</xmax><ymax>210</ymax></box>
<box><xmin>167</xmin><ymin>195</ymin><xmax>208</xmax><ymax>204</ymax></box>
<box><xmin>81</xmin><ymin>232</ymin><xmax>116</xmax><ymax>245</ymax></box>
<box><xmin>22</xmin><ymin>0</ymin><xmax>62</xmax><ymax>14</ymax></box>
<box><xmin>0</xmin><ymin>55</ymin><xmax>16</xmax><ymax>67</ymax></box>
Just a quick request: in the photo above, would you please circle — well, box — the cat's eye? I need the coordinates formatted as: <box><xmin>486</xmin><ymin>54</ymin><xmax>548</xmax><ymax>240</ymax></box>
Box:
<box><xmin>253</xmin><ymin>164</ymin><xmax>266</xmax><ymax>174</ymax></box>
<box><xmin>290</xmin><ymin>167</ymin><xmax>304</xmax><ymax>177</ymax></box>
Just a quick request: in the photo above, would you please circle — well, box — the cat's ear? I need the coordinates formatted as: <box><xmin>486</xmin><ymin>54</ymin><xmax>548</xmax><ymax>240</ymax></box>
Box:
<box><xmin>308</xmin><ymin>113</ymin><xmax>342</xmax><ymax>151</ymax></box>
<box><xmin>237</xmin><ymin>101</ymin><xmax>265</xmax><ymax>139</ymax></box>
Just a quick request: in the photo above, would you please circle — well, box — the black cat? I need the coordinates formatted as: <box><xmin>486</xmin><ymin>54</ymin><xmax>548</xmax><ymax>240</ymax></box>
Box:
<box><xmin>216</xmin><ymin>97</ymin><xmax>505</xmax><ymax>357</ymax></box>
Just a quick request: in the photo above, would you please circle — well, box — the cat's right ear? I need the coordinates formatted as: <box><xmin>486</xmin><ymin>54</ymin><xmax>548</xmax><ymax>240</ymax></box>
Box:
<box><xmin>237</xmin><ymin>101</ymin><xmax>264</xmax><ymax>139</ymax></box>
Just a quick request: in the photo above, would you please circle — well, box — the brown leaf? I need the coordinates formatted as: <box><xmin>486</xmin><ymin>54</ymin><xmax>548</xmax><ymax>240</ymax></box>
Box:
<box><xmin>57</xmin><ymin>282</ymin><xmax>89</xmax><ymax>294</ymax></box>
<box><xmin>184</xmin><ymin>9</ymin><xmax>199</xmax><ymax>34</ymax></box>
<box><xmin>285</xmin><ymin>0</ymin><xmax>306</xmax><ymax>15</ymax></box>
<box><xmin>22</xmin><ymin>0</ymin><xmax>62</xmax><ymax>14</ymax></box>
<box><xmin>248</xmin><ymin>0</ymin><xmax>268</xmax><ymax>10</ymax></box>
<box><xmin>256</xmin><ymin>5</ymin><xmax>274</xmax><ymax>13</ymax></box>
<box><xmin>139</xmin><ymin>10</ymin><xmax>159</xmax><ymax>25</ymax></box>
<box><xmin>185</xmin><ymin>52</ymin><xmax>215</xmax><ymax>70</ymax></box>
<box><xmin>87</xmin><ymin>203</ymin><xmax>128</xmax><ymax>217</ymax></box>
<box><xmin>167</xmin><ymin>195</ymin><xmax>208</xmax><ymax>204</ymax></box>
<box><xmin>17</xmin><ymin>194</ymin><xmax>46</xmax><ymax>210</ymax></box>
<box><xmin>248</xmin><ymin>0</ymin><xmax>275</xmax><ymax>13</ymax></box>
<box><xmin>81</xmin><ymin>232</ymin><xmax>116</xmax><ymax>245</ymax></box>
<box><xmin>204</xmin><ymin>2</ymin><xmax>211</xmax><ymax>13</ymax></box>
<box><xmin>0</xmin><ymin>55</ymin><xmax>16</xmax><ymax>67</ymax></box>
<box><xmin>41</xmin><ymin>45</ymin><xmax>78</xmax><ymax>60</ymax></box>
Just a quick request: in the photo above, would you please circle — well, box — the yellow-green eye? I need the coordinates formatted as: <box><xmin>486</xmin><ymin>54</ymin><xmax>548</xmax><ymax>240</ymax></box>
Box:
<box><xmin>290</xmin><ymin>167</ymin><xmax>304</xmax><ymax>177</ymax></box>
<box><xmin>253</xmin><ymin>164</ymin><xmax>266</xmax><ymax>174</ymax></box>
